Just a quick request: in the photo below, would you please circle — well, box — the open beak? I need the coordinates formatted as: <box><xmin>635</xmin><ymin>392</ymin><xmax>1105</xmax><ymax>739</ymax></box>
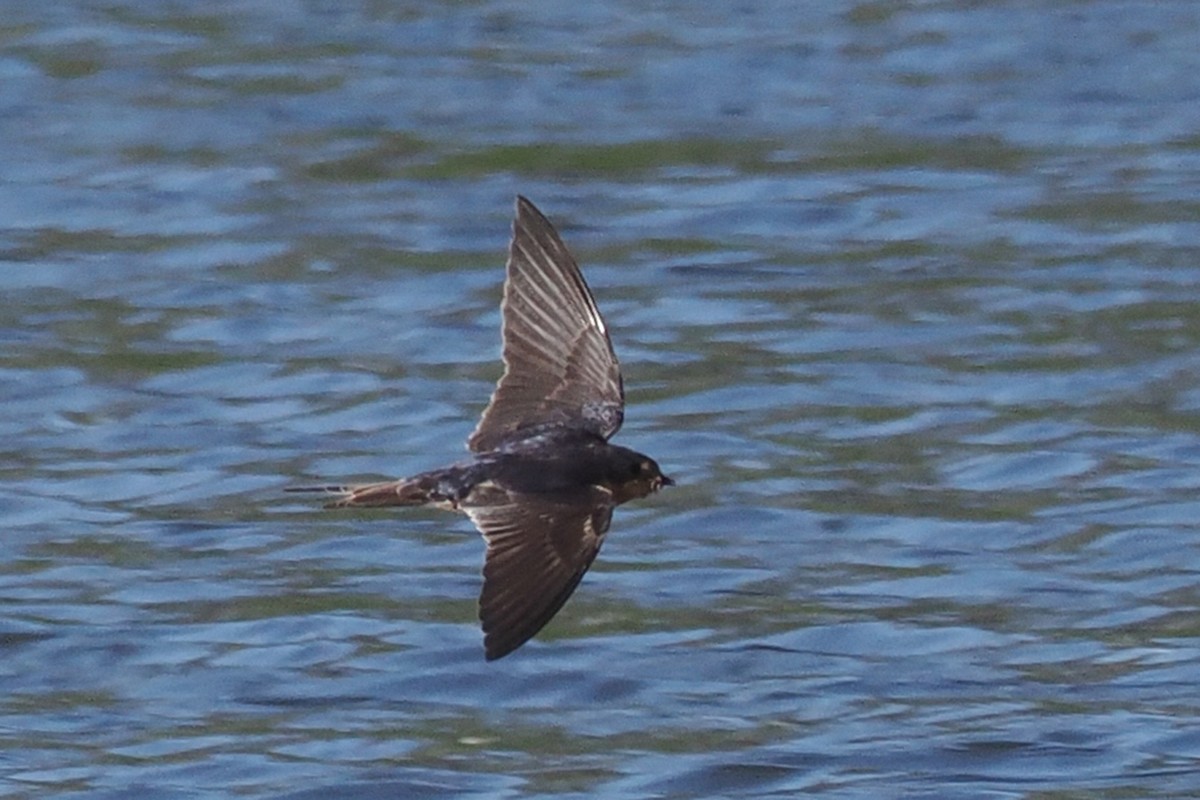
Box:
<box><xmin>657</xmin><ymin>475</ymin><xmax>675</xmax><ymax>489</ymax></box>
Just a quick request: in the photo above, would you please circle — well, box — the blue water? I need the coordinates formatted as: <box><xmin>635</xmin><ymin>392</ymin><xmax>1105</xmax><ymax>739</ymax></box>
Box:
<box><xmin>4</xmin><ymin>2</ymin><xmax>1200</xmax><ymax>798</ymax></box>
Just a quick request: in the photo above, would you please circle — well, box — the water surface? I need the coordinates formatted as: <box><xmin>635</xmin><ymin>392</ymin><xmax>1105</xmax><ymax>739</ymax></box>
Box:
<box><xmin>4</xmin><ymin>2</ymin><xmax>1200</xmax><ymax>798</ymax></box>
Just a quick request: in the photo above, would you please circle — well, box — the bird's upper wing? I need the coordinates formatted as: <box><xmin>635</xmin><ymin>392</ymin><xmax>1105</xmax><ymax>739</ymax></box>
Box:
<box><xmin>467</xmin><ymin>196</ymin><xmax>624</xmax><ymax>453</ymax></box>
<box><xmin>465</xmin><ymin>487</ymin><xmax>614</xmax><ymax>661</ymax></box>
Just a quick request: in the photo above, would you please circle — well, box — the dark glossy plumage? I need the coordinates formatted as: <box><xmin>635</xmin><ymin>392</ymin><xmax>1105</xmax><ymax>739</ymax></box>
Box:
<box><xmin>290</xmin><ymin>196</ymin><xmax>671</xmax><ymax>661</ymax></box>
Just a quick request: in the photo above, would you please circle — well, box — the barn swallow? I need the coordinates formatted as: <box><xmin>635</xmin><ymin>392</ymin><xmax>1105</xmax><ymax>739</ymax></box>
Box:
<box><xmin>290</xmin><ymin>196</ymin><xmax>672</xmax><ymax>661</ymax></box>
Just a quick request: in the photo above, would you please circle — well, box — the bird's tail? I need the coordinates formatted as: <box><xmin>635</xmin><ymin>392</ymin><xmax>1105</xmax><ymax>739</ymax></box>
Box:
<box><xmin>286</xmin><ymin>473</ymin><xmax>447</xmax><ymax>509</ymax></box>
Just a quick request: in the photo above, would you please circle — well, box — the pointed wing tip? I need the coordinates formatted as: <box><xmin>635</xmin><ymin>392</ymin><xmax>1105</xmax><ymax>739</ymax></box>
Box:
<box><xmin>483</xmin><ymin>622</ymin><xmax>544</xmax><ymax>662</ymax></box>
<box><xmin>481</xmin><ymin>612</ymin><xmax>528</xmax><ymax>661</ymax></box>
<box><xmin>480</xmin><ymin>612</ymin><xmax>538</xmax><ymax>662</ymax></box>
<box><xmin>512</xmin><ymin>195</ymin><xmax>547</xmax><ymax>231</ymax></box>
<box><xmin>484</xmin><ymin>639</ymin><xmax>517</xmax><ymax>662</ymax></box>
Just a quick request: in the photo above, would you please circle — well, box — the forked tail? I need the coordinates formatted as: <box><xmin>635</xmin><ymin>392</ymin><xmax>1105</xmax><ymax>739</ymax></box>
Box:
<box><xmin>286</xmin><ymin>473</ymin><xmax>446</xmax><ymax>509</ymax></box>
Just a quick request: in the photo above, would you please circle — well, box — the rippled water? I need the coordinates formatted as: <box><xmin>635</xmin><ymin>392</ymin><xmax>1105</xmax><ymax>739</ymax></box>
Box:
<box><xmin>5</xmin><ymin>2</ymin><xmax>1200</xmax><ymax>798</ymax></box>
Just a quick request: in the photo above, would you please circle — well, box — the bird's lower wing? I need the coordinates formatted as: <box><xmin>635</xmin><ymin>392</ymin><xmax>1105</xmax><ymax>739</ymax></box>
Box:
<box><xmin>466</xmin><ymin>488</ymin><xmax>614</xmax><ymax>660</ymax></box>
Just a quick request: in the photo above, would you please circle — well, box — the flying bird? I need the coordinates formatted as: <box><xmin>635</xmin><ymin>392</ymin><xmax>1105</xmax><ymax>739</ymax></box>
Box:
<box><xmin>290</xmin><ymin>196</ymin><xmax>672</xmax><ymax>660</ymax></box>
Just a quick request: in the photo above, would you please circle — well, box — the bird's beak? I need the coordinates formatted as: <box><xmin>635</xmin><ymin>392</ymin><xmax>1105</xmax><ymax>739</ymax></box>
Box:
<box><xmin>658</xmin><ymin>475</ymin><xmax>675</xmax><ymax>489</ymax></box>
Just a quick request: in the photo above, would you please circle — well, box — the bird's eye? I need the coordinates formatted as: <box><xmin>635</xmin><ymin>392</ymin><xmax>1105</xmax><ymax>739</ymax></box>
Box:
<box><xmin>629</xmin><ymin>462</ymin><xmax>642</xmax><ymax>477</ymax></box>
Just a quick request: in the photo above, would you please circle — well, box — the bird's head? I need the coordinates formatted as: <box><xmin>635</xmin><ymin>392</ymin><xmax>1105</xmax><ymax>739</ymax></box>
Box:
<box><xmin>608</xmin><ymin>451</ymin><xmax>673</xmax><ymax>504</ymax></box>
